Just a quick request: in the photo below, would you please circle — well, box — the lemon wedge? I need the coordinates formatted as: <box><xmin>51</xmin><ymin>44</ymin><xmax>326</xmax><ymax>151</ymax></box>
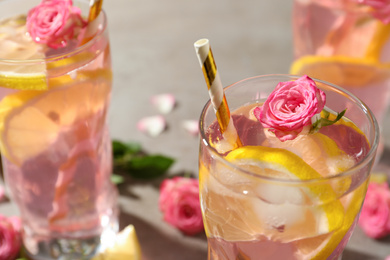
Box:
<box><xmin>0</xmin><ymin>69</ymin><xmax>111</xmax><ymax>165</ymax></box>
<box><xmin>92</xmin><ymin>225</ymin><xmax>142</xmax><ymax>260</ymax></box>
<box><xmin>290</xmin><ymin>55</ymin><xmax>390</xmax><ymax>87</ymax></box>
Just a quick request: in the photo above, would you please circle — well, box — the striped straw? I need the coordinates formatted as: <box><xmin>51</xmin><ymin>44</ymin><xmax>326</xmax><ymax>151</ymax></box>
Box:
<box><xmin>88</xmin><ymin>0</ymin><xmax>104</xmax><ymax>22</ymax></box>
<box><xmin>194</xmin><ymin>39</ymin><xmax>242</xmax><ymax>149</ymax></box>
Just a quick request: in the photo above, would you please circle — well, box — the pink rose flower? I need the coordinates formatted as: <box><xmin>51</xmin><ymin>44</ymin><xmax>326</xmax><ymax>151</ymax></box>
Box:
<box><xmin>26</xmin><ymin>0</ymin><xmax>87</xmax><ymax>49</ymax></box>
<box><xmin>254</xmin><ymin>75</ymin><xmax>326</xmax><ymax>142</ymax></box>
<box><xmin>0</xmin><ymin>215</ymin><xmax>22</xmax><ymax>260</ymax></box>
<box><xmin>159</xmin><ymin>177</ymin><xmax>204</xmax><ymax>235</ymax></box>
<box><xmin>358</xmin><ymin>182</ymin><xmax>390</xmax><ymax>239</ymax></box>
<box><xmin>356</xmin><ymin>0</ymin><xmax>390</xmax><ymax>24</ymax></box>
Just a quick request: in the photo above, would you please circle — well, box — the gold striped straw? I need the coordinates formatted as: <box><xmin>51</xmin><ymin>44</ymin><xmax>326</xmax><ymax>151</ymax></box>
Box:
<box><xmin>88</xmin><ymin>0</ymin><xmax>104</xmax><ymax>22</ymax></box>
<box><xmin>194</xmin><ymin>39</ymin><xmax>242</xmax><ymax>149</ymax></box>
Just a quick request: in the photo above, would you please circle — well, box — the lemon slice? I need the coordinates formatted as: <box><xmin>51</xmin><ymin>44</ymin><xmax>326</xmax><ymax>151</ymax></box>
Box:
<box><xmin>263</xmin><ymin>131</ymin><xmax>355</xmax><ymax>179</ymax></box>
<box><xmin>226</xmin><ymin>146</ymin><xmax>323</xmax><ymax>180</ymax></box>
<box><xmin>0</xmin><ymin>15</ymin><xmax>47</xmax><ymax>90</ymax></box>
<box><xmin>294</xmin><ymin>179</ymin><xmax>368</xmax><ymax>260</ymax></box>
<box><xmin>224</xmin><ymin>146</ymin><xmax>347</xmax><ymax>259</ymax></box>
<box><xmin>92</xmin><ymin>225</ymin><xmax>142</xmax><ymax>260</ymax></box>
<box><xmin>290</xmin><ymin>55</ymin><xmax>390</xmax><ymax>87</ymax></box>
<box><xmin>0</xmin><ymin>70</ymin><xmax>111</xmax><ymax>165</ymax></box>
<box><xmin>0</xmin><ymin>90</ymin><xmax>55</xmax><ymax>163</ymax></box>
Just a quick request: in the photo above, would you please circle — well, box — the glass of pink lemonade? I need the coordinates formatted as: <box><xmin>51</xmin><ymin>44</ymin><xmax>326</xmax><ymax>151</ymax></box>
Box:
<box><xmin>291</xmin><ymin>0</ymin><xmax>390</xmax><ymax>157</ymax></box>
<box><xmin>199</xmin><ymin>75</ymin><xmax>379</xmax><ymax>259</ymax></box>
<box><xmin>0</xmin><ymin>0</ymin><xmax>118</xmax><ymax>259</ymax></box>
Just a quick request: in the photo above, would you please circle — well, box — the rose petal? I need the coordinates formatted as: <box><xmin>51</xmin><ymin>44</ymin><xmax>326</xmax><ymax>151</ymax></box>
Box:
<box><xmin>159</xmin><ymin>177</ymin><xmax>204</xmax><ymax>235</ymax></box>
<box><xmin>137</xmin><ymin>116</ymin><xmax>166</xmax><ymax>137</ymax></box>
<box><xmin>0</xmin><ymin>216</ymin><xmax>21</xmax><ymax>259</ymax></box>
<box><xmin>358</xmin><ymin>182</ymin><xmax>390</xmax><ymax>239</ymax></box>
<box><xmin>150</xmin><ymin>94</ymin><xmax>176</xmax><ymax>114</ymax></box>
<box><xmin>182</xmin><ymin>120</ymin><xmax>199</xmax><ymax>136</ymax></box>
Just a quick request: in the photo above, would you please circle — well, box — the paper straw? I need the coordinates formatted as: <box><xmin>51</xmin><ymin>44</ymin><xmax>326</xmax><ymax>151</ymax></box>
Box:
<box><xmin>88</xmin><ymin>0</ymin><xmax>104</xmax><ymax>22</ymax></box>
<box><xmin>194</xmin><ymin>39</ymin><xmax>242</xmax><ymax>148</ymax></box>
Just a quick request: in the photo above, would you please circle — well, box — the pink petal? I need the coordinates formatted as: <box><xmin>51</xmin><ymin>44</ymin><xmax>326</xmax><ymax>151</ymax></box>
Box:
<box><xmin>182</xmin><ymin>120</ymin><xmax>199</xmax><ymax>136</ymax></box>
<box><xmin>137</xmin><ymin>116</ymin><xmax>166</xmax><ymax>137</ymax></box>
<box><xmin>150</xmin><ymin>94</ymin><xmax>176</xmax><ymax>114</ymax></box>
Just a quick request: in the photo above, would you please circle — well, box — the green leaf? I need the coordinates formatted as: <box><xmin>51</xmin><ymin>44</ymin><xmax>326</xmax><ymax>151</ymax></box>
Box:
<box><xmin>126</xmin><ymin>155</ymin><xmax>175</xmax><ymax>179</ymax></box>
<box><xmin>112</xmin><ymin>140</ymin><xmax>141</xmax><ymax>158</ymax></box>
<box><xmin>321</xmin><ymin>109</ymin><xmax>346</xmax><ymax>127</ymax></box>
<box><xmin>112</xmin><ymin>139</ymin><xmax>175</xmax><ymax>179</ymax></box>
<box><xmin>110</xmin><ymin>174</ymin><xmax>125</xmax><ymax>185</ymax></box>
<box><xmin>310</xmin><ymin>109</ymin><xmax>346</xmax><ymax>134</ymax></box>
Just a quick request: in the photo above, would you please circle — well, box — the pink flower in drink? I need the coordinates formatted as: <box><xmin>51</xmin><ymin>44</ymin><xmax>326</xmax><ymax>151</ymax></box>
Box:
<box><xmin>159</xmin><ymin>177</ymin><xmax>204</xmax><ymax>235</ymax></box>
<box><xmin>358</xmin><ymin>182</ymin><xmax>390</xmax><ymax>239</ymax></box>
<box><xmin>254</xmin><ymin>75</ymin><xmax>326</xmax><ymax>142</ymax></box>
<box><xmin>356</xmin><ymin>0</ymin><xmax>390</xmax><ymax>24</ymax></box>
<box><xmin>26</xmin><ymin>0</ymin><xmax>87</xmax><ymax>49</ymax></box>
<box><xmin>0</xmin><ymin>215</ymin><xmax>22</xmax><ymax>260</ymax></box>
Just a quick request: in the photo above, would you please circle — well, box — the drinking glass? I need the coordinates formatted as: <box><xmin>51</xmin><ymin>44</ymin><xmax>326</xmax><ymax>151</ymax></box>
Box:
<box><xmin>291</xmin><ymin>0</ymin><xmax>390</xmax><ymax>158</ymax></box>
<box><xmin>199</xmin><ymin>75</ymin><xmax>379</xmax><ymax>259</ymax></box>
<box><xmin>0</xmin><ymin>0</ymin><xmax>118</xmax><ymax>259</ymax></box>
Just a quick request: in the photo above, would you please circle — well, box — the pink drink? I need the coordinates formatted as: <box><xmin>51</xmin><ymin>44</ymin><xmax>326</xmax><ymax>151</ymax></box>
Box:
<box><xmin>199</xmin><ymin>75</ymin><xmax>378</xmax><ymax>259</ymax></box>
<box><xmin>0</xmin><ymin>1</ymin><xmax>117</xmax><ymax>259</ymax></box>
<box><xmin>291</xmin><ymin>0</ymin><xmax>390</xmax><ymax>156</ymax></box>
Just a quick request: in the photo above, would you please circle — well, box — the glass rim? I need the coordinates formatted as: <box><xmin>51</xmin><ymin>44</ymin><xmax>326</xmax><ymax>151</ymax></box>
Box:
<box><xmin>199</xmin><ymin>74</ymin><xmax>380</xmax><ymax>185</ymax></box>
<box><xmin>295</xmin><ymin>0</ymin><xmax>375</xmax><ymax>13</ymax></box>
<box><xmin>0</xmin><ymin>9</ymin><xmax>107</xmax><ymax>65</ymax></box>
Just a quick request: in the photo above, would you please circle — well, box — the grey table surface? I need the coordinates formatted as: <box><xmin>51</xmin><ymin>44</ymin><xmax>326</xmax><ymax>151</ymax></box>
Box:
<box><xmin>1</xmin><ymin>0</ymin><xmax>390</xmax><ymax>259</ymax></box>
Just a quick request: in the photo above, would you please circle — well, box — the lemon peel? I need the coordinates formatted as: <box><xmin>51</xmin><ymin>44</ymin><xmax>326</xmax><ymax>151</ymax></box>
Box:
<box><xmin>0</xmin><ymin>74</ymin><xmax>47</xmax><ymax>90</ymax></box>
<box><xmin>226</xmin><ymin>146</ymin><xmax>321</xmax><ymax>180</ymax></box>
<box><xmin>297</xmin><ymin>179</ymin><xmax>368</xmax><ymax>260</ymax></box>
<box><xmin>92</xmin><ymin>225</ymin><xmax>142</xmax><ymax>260</ymax></box>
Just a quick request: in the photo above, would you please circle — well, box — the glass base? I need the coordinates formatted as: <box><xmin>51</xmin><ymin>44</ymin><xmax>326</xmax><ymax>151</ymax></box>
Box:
<box><xmin>22</xmin><ymin>220</ymin><xmax>118</xmax><ymax>260</ymax></box>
